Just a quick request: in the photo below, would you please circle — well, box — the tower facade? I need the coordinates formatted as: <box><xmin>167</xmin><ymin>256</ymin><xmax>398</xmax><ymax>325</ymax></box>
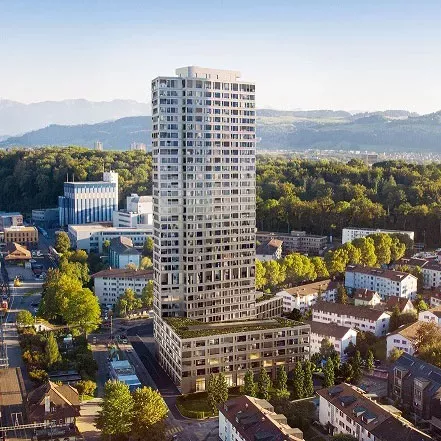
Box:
<box><xmin>151</xmin><ymin>67</ymin><xmax>310</xmax><ymax>393</ymax></box>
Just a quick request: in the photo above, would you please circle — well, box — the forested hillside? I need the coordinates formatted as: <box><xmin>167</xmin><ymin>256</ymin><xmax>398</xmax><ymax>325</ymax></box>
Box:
<box><xmin>1</xmin><ymin>148</ymin><xmax>441</xmax><ymax>246</ymax></box>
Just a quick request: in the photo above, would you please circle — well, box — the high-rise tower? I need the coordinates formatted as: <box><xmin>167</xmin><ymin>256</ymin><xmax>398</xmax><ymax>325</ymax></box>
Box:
<box><xmin>152</xmin><ymin>67</ymin><xmax>310</xmax><ymax>393</ymax></box>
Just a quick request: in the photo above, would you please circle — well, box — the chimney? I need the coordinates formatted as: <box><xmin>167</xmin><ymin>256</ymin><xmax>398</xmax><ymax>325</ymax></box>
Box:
<box><xmin>44</xmin><ymin>395</ymin><xmax>50</xmax><ymax>413</ymax></box>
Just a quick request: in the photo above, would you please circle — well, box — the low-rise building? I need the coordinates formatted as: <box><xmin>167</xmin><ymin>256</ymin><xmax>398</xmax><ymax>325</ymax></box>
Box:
<box><xmin>311</xmin><ymin>302</ymin><xmax>390</xmax><ymax>337</ymax></box>
<box><xmin>430</xmin><ymin>292</ymin><xmax>441</xmax><ymax>307</ymax></box>
<box><xmin>109</xmin><ymin>236</ymin><xmax>141</xmax><ymax>269</ymax></box>
<box><xmin>92</xmin><ymin>268</ymin><xmax>153</xmax><ymax>306</ymax></box>
<box><xmin>112</xmin><ymin>193</ymin><xmax>153</xmax><ymax>228</ymax></box>
<box><xmin>68</xmin><ymin>223</ymin><xmax>153</xmax><ymax>253</ymax></box>
<box><xmin>318</xmin><ymin>382</ymin><xmax>432</xmax><ymax>441</ymax></box>
<box><xmin>342</xmin><ymin>227</ymin><xmax>414</xmax><ymax>244</ymax></box>
<box><xmin>419</xmin><ymin>307</ymin><xmax>441</xmax><ymax>326</ymax></box>
<box><xmin>276</xmin><ymin>279</ymin><xmax>338</xmax><ymax>313</ymax></box>
<box><xmin>0</xmin><ymin>368</ymin><xmax>26</xmax><ymax>428</ymax></box>
<box><xmin>308</xmin><ymin>321</ymin><xmax>357</xmax><ymax>359</ymax></box>
<box><xmin>345</xmin><ymin>265</ymin><xmax>418</xmax><ymax>300</ymax></box>
<box><xmin>0</xmin><ymin>212</ymin><xmax>23</xmax><ymax>231</ymax></box>
<box><xmin>353</xmin><ymin>288</ymin><xmax>381</xmax><ymax>307</ymax></box>
<box><xmin>256</xmin><ymin>239</ymin><xmax>283</xmax><ymax>261</ymax></box>
<box><xmin>4</xmin><ymin>242</ymin><xmax>31</xmax><ymax>261</ymax></box>
<box><xmin>255</xmin><ymin>295</ymin><xmax>283</xmax><ymax>319</ymax></box>
<box><xmin>219</xmin><ymin>395</ymin><xmax>303</xmax><ymax>441</ymax></box>
<box><xmin>385</xmin><ymin>296</ymin><xmax>417</xmax><ymax>314</ymax></box>
<box><xmin>155</xmin><ymin>317</ymin><xmax>310</xmax><ymax>394</ymax></box>
<box><xmin>422</xmin><ymin>261</ymin><xmax>441</xmax><ymax>289</ymax></box>
<box><xmin>392</xmin><ymin>256</ymin><xmax>428</xmax><ymax>270</ymax></box>
<box><xmin>389</xmin><ymin>353</ymin><xmax>441</xmax><ymax>421</ymax></box>
<box><xmin>386</xmin><ymin>321</ymin><xmax>420</xmax><ymax>358</ymax></box>
<box><xmin>3</xmin><ymin>225</ymin><xmax>38</xmax><ymax>247</ymax></box>
<box><xmin>31</xmin><ymin>208</ymin><xmax>59</xmax><ymax>228</ymax></box>
<box><xmin>256</xmin><ymin>230</ymin><xmax>327</xmax><ymax>255</ymax></box>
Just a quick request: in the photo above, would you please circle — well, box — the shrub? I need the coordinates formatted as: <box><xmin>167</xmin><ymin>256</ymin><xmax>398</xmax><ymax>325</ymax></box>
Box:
<box><xmin>75</xmin><ymin>380</ymin><xmax>97</xmax><ymax>397</ymax></box>
<box><xmin>29</xmin><ymin>369</ymin><xmax>49</xmax><ymax>385</ymax></box>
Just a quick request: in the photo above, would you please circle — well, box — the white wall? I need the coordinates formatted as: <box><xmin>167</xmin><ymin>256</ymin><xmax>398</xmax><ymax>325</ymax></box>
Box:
<box><xmin>386</xmin><ymin>333</ymin><xmax>416</xmax><ymax>357</ymax></box>
<box><xmin>94</xmin><ymin>275</ymin><xmax>151</xmax><ymax>305</ymax></box>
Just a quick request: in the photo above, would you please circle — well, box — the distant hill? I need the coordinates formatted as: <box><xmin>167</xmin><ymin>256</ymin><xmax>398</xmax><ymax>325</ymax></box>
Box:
<box><xmin>0</xmin><ymin>116</ymin><xmax>151</xmax><ymax>150</ymax></box>
<box><xmin>2</xmin><ymin>103</ymin><xmax>441</xmax><ymax>152</ymax></box>
<box><xmin>0</xmin><ymin>99</ymin><xmax>150</xmax><ymax>136</ymax></box>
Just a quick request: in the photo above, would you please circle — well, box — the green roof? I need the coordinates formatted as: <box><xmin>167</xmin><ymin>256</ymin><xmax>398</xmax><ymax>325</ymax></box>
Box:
<box><xmin>163</xmin><ymin>317</ymin><xmax>307</xmax><ymax>339</ymax></box>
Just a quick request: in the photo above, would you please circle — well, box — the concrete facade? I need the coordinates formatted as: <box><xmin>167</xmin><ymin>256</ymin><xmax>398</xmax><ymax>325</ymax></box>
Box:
<box><xmin>342</xmin><ymin>227</ymin><xmax>414</xmax><ymax>244</ymax></box>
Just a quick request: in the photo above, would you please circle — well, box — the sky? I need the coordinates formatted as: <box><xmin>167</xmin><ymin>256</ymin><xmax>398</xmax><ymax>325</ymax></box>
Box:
<box><xmin>1</xmin><ymin>0</ymin><xmax>441</xmax><ymax>113</ymax></box>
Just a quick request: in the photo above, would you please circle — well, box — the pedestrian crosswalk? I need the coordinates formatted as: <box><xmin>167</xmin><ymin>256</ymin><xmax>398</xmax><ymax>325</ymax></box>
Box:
<box><xmin>166</xmin><ymin>424</ymin><xmax>183</xmax><ymax>437</ymax></box>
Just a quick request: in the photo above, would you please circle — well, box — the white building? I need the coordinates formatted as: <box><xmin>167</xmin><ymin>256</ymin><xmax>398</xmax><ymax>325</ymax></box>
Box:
<box><xmin>68</xmin><ymin>223</ymin><xmax>153</xmax><ymax>253</ymax></box>
<box><xmin>419</xmin><ymin>307</ymin><xmax>441</xmax><ymax>326</ymax></box>
<box><xmin>94</xmin><ymin>141</ymin><xmax>103</xmax><ymax>151</ymax></box>
<box><xmin>130</xmin><ymin>142</ymin><xmax>147</xmax><ymax>152</ymax></box>
<box><xmin>113</xmin><ymin>194</ymin><xmax>153</xmax><ymax>228</ymax></box>
<box><xmin>276</xmin><ymin>279</ymin><xmax>337</xmax><ymax>313</ymax></box>
<box><xmin>255</xmin><ymin>238</ymin><xmax>283</xmax><ymax>261</ymax></box>
<box><xmin>308</xmin><ymin>321</ymin><xmax>357</xmax><ymax>359</ymax></box>
<box><xmin>345</xmin><ymin>265</ymin><xmax>417</xmax><ymax>300</ymax></box>
<box><xmin>58</xmin><ymin>171</ymin><xmax>118</xmax><ymax>226</ymax></box>
<box><xmin>318</xmin><ymin>383</ymin><xmax>431</xmax><ymax>441</ymax></box>
<box><xmin>353</xmin><ymin>289</ymin><xmax>381</xmax><ymax>307</ymax></box>
<box><xmin>430</xmin><ymin>292</ymin><xmax>441</xmax><ymax>307</ymax></box>
<box><xmin>256</xmin><ymin>230</ymin><xmax>327</xmax><ymax>255</ymax></box>
<box><xmin>311</xmin><ymin>302</ymin><xmax>390</xmax><ymax>337</ymax></box>
<box><xmin>422</xmin><ymin>261</ymin><xmax>441</xmax><ymax>289</ymax></box>
<box><xmin>152</xmin><ymin>66</ymin><xmax>310</xmax><ymax>394</ymax></box>
<box><xmin>219</xmin><ymin>395</ymin><xmax>303</xmax><ymax>441</ymax></box>
<box><xmin>342</xmin><ymin>227</ymin><xmax>414</xmax><ymax>244</ymax></box>
<box><xmin>92</xmin><ymin>268</ymin><xmax>153</xmax><ymax>306</ymax></box>
<box><xmin>386</xmin><ymin>321</ymin><xmax>420</xmax><ymax>358</ymax></box>
<box><xmin>108</xmin><ymin>236</ymin><xmax>141</xmax><ymax>269</ymax></box>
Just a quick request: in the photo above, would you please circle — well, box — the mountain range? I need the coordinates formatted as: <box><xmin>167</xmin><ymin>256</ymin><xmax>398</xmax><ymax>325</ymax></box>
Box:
<box><xmin>2</xmin><ymin>99</ymin><xmax>441</xmax><ymax>152</ymax></box>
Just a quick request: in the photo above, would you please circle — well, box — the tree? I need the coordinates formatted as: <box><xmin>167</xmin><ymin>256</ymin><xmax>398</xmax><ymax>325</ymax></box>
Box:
<box><xmin>68</xmin><ymin>249</ymin><xmax>88</xmax><ymax>264</ymax></box>
<box><xmin>351</xmin><ymin>350</ymin><xmax>363</xmax><ymax>384</ymax></box>
<box><xmin>141</xmin><ymin>280</ymin><xmax>154</xmax><ymax>308</ymax></box>
<box><xmin>143</xmin><ymin>236</ymin><xmax>154</xmax><ymax>257</ymax></box>
<box><xmin>292</xmin><ymin>362</ymin><xmax>304</xmax><ymax>400</ymax></box>
<box><xmin>368</xmin><ymin>233</ymin><xmax>393</xmax><ymax>265</ymax></box>
<box><xmin>340</xmin><ymin>362</ymin><xmax>354</xmax><ymax>382</ymax></box>
<box><xmin>103</xmin><ymin>239</ymin><xmax>111</xmax><ymax>254</ymax></box>
<box><xmin>389</xmin><ymin>305</ymin><xmax>401</xmax><ymax>332</ymax></box>
<box><xmin>59</xmin><ymin>257</ymin><xmax>90</xmax><ymax>286</ymax></box>
<box><xmin>320</xmin><ymin>338</ymin><xmax>337</xmax><ymax>359</ymax></box>
<box><xmin>140</xmin><ymin>256</ymin><xmax>153</xmax><ymax>269</ymax></box>
<box><xmin>311</xmin><ymin>256</ymin><xmax>329</xmax><ymax>279</ymax></box>
<box><xmin>352</xmin><ymin>237</ymin><xmax>377</xmax><ymax>267</ymax></box>
<box><xmin>75</xmin><ymin>380</ymin><xmax>97</xmax><ymax>397</ymax></box>
<box><xmin>96</xmin><ymin>380</ymin><xmax>134</xmax><ymax>437</ymax></box>
<box><xmin>303</xmin><ymin>361</ymin><xmax>314</xmax><ymax>397</ymax></box>
<box><xmin>16</xmin><ymin>310</ymin><xmax>34</xmax><ymax>327</ymax></box>
<box><xmin>257</xmin><ymin>368</ymin><xmax>271</xmax><ymax>400</ymax></box>
<box><xmin>45</xmin><ymin>332</ymin><xmax>61</xmax><ymax>368</ymax></box>
<box><xmin>415</xmin><ymin>321</ymin><xmax>441</xmax><ymax>350</ymax></box>
<box><xmin>388</xmin><ymin>347</ymin><xmax>404</xmax><ymax>363</ymax></box>
<box><xmin>207</xmin><ymin>374</ymin><xmax>228</xmax><ymax>413</ymax></box>
<box><xmin>275</xmin><ymin>366</ymin><xmax>288</xmax><ymax>396</ymax></box>
<box><xmin>116</xmin><ymin>288</ymin><xmax>142</xmax><ymax>317</ymax></box>
<box><xmin>415</xmin><ymin>296</ymin><xmax>428</xmax><ymax>313</ymax></box>
<box><xmin>323</xmin><ymin>358</ymin><xmax>335</xmax><ymax>388</ymax></box>
<box><xmin>255</xmin><ymin>259</ymin><xmax>267</xmax><ymax>290</ymax></box>
<box><xmin>336</xmin><ymin>284</ymin><xmax>348</xmax><ymax>304</ymax></box>
<box><xmin>325</xmin><ymin>248</ymin><xmax>349</xmax><ymax>275</ymax></box>
<box><xmin>131</xmin><ymin>386</ymin><xmax>168</xmax><ymax>440</ymax></box>
<box><xmin>342</xmin><ymin>242</ymin><xmax>361</xmax><ymax>265</ymax></box>
<box><xmin>366</xmin><ymin>349</ymin><xmax>374</xmax><ymax>370</ymax></box>
<box><xmin>263</xmin><ymin>260</ymin><xmax>286</xmax><ymax>290</ymax></box>
<box><xmin>55</xmin><ymin>231</ymin><xmax>70</xmax><ymax>254</ymax></box>
<box><xmin>243</xmin><ymin>369</ymin><xmax>257</xmax><ymax>397</ymax></box>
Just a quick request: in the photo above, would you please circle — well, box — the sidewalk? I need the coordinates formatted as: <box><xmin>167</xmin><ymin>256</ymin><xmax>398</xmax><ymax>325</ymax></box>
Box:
<box><xmin>76</xmin><ymin>398</ymin><xmax>102</xmax><ymax>441</ymax></box>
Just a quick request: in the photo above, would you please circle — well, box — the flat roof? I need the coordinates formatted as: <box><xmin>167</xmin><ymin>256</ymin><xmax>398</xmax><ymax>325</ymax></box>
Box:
<box><xmin>69</xmin><ymin>224</ymin><xmax>152</xmax><ymax>232</ymax></box>
<box><xmin>164</xmin><ymin>317</ymin><xmax>308</xmax><ymax>339</ymax></box>
<box><xmin>92</xmin><ymin>268</ymin><xmax>153</xmax><ymax>279</ymax></box>
<box><xmin>280</xmin><ymin>279</ymin><xmax>336</xmax><ymax>297</ymax></box>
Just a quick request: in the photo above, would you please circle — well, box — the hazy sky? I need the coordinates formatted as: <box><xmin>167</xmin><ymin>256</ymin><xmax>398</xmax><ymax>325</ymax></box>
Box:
<box><xmin>1</xmin><ymin>0</ymin><xmax>441</xmax><ymax>113</ymax></box>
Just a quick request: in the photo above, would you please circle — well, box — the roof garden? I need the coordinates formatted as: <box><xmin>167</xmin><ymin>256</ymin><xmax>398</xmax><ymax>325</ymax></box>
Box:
<box><xmin>163</xmin><ymin>317</ymin><xmax>307</xmax><ymax>339</ymax></box>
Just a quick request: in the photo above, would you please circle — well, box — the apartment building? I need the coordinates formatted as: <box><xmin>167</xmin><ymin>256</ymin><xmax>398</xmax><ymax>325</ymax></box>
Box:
<box><xmin>92</xmin><ymin>268</ymin><xmax>153</xmax><ymax>306</ymax></box>
<box><xmin>342</xmin><ymin>227</ymin><xmax>414</xmax><ymax>244</ymax></box>
<box><xmin>430</xmin><ymin>292</ymin><xmax>441</xmax><ymax>307</ymax></box>
<box><xmin>155</xmin><ymin>317</ymin><xmax>310</xmax><ymax>393</ymax></box>
<box><xmin>419</xmin><ymin>307</ymin><xmax>441</xmax><ymax>326</ymax></box>
<box><xmin>345</xmin><ymin>265</ymin><xmax>418</xmax><ymax>300</ymax></box>
<box><xmin>108</xmin><ymin>236</ymin><xmax>141</xmax><ymax>269</ymax></box>
<box><xmin>276</xmin><ymin>280</ymin><xmax>338</xmax><ymax>313</ymax></box>
<box><xmin>385</xmin><ymin>296</ymin><xmax>416</xmax><ymax>314</ymax></box>
<box><xmin>130</xmin><ymin>142</ymin><xmax>147</xmax><ymax>152</ymax></box>
<box><xmin>308</xmin><ymin>321</ymin><xmax>357</xmax><ymax>359</ymax></box>
<box><xmin>58</xmin><ymin>172</ymin><xmax>118</xmax><ymax>226</ymax></box>
<box><xmin>219</xmin><ymin>395</ymin><xmax>303</xmax><ymax>441</ymax></box>
<box><xmin>255</xmin><ymin>239</ymin><xmax>283</xmax><ymax>261</ymax></box>
<box><xmin>318</xmin><ymin>383</ymin><xmax>431</xmax><ymax>441</ymax></box>
<box><xmin>422</xmin><ymin>261</ymin><xmax>441</xmax><ymax>289</ymax></box>
<box><xmin>255</xmin><ymin>295</ymin><xmax>283</xmax><ymax>319</ymax></box>
<box><xmin>3</xmin><ymin>226</ymin><xmax>38</xmax><ymax>247</ymax></box>
<box><xmin>152</xmin><ymin>66</ymin><xmax>310</xmax><ymax>393</ymax></box>
<box><xmin>311</xmin><ymin>302</ymin><xmax>390</xmax><ymax>337</ymax></box>
<box><xmin>389</xmin><ymin>353</ymin><xmax>441</xmax><ymax>421</ymax></box>
<box><xmin>68</xmin><ymin>223</ymin><xmax>153</xmax><ymax>253</ymax></box>
<box><xmin>386</xmin><ymin>321</ymin><xmax>420</xmax><ymax>358</ymax></box>
<box><xmin>256</xmin><ymin>230</ymin><xmax>327</xmax><ymax>255</ymax></box>
<box><xmin>31</xmin><ymin>208</ymin><xmax>59</xmax><ymax>228</ymax></box>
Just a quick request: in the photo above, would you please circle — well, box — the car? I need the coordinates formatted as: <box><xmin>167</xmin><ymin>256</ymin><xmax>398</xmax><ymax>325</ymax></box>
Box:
<box><xmin>120</xmin><ymin>334</ymin><xmax>128</xmax><ymax>344</ymax></box>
